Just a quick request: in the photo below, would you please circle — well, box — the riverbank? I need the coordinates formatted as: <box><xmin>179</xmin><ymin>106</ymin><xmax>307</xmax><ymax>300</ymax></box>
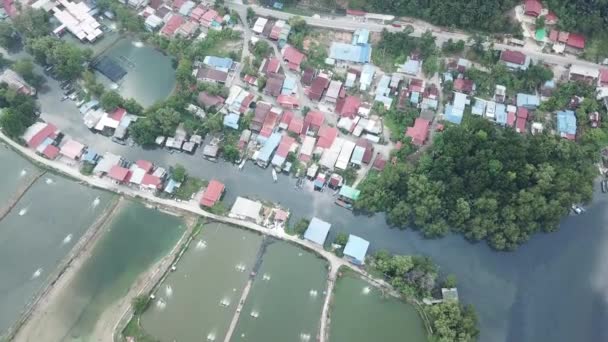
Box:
<box><xmin>10</xmin><ymin>196</ymin><xmax>123</xmax><ymax>342</ymax></box>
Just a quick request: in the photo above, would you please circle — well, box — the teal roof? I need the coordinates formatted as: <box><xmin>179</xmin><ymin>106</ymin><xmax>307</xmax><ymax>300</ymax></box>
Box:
<box><xmin>304</xmin><ymin>217</ymin><xmax>331</xmax><ymax>245</ymax></box>
<box><xmin>339</xmin><ymin>185</ymin><xmax>360</xmax><ymax>200</ymax></box>
<box><xmin>343</xmin><ymin>234</ymin><xmax>369</xmax><ymax>264</ymax></box>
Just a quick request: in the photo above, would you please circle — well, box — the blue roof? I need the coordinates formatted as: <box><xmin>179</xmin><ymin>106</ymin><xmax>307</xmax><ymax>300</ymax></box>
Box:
<box><xmin>352</xmin><ymin>29</ymin><xmax>370</xmax><ymax>45</ymax></box>
<box><xmin>472</xmin><ymin>98</ymin><xmax>486</xmax><ymax>115</ymax></box>
<box><xmin>343</xmin><ymin>234</ymin><xmax>369</xmax><ymax>264</ymax></box>
<box><xmin>495</xmin><ymin>104</ymin><xmax>507</xmax><ymax>125</ymax></box>
<box><xmin>257</xmin><ymin>132</ymin><xmax>281</xmax><ymax>163</ymax></box>
<box><xmin>80</xmin><ymin>100</ymin><xmax>99</xmax><ymax>114</ymax></box>
<box><xmin>281</xmin><ymin>76</ymin><xmax>297</xmax><ymax>95</ymax></box>
<box><xmin>329</xmin><ymin>42</ymin><xmax>371</xmax><ymax>63</ymax></box>
<box><xmin>516</xmin><ymin>93</ymin><xmax>540</xmax><ymax>108</ymax></box>
<box><xmin>203</xmin><ymin>56</ymin><xmax>234</xmax><ymax>71</ymax></box>
<box><xmin>410</xmin><ymin>92</ymin><xmax>420</xmax><ymax>104</ymax></box>
<box><xmin>164</xmin><ymin>179</ymin><xmax>180</xmax><ymax>193</ymax></box>
<box><xmin>223</xmin><ymin>113</ymin><xmax>240</xmax><ymax>129</ymax></box>
<box><xmin>399</xmin><ymin>59</ymin><xmax>420</xmax><ymax>75</ymax></box>
<box><xmin>82</xmin><ymin>149</ymin><xmax>99</xmax><ymax>163</ymax></box>
<box><xmin>359</xmin><ymin>64</ymin><xmax>375</xmax><ymax>88</ymax></box>
<box><xmin>444</xmin><ymin>104</ymin><xmax>462</xmax><ymax>124</ymax></box>
<box><xmin>443</xmin><ymin>72</ymin><xmax>453</xmax><ymax>82</ymax></box>
<box><xmin>543</xmin><ymin>80</ymin><xmax>556</xmax><ymax>88</ymax></box>
<box><xmin>303</xmin><ymin>217</ymin><xmax>331</xmax><ymax>245</ymax></box>
<box><xmin>557</xmin><ymin>110</ymin><xmax>577</xmax><ymax>135</ymax></box>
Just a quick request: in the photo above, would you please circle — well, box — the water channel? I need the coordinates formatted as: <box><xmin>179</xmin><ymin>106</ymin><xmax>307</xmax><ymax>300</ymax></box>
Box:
<box><xmin>141</xmin><ymin>222</ymin><xmax>263</xmax><ymax>342</ymax></box>
<box><xmin>231</xmin><ymin>241</ymin><xmax>328</xmax><ymax>342</ymax></box>
<box><xmin>0</xmin><ymin>145</ymin><xmax>37</xmax><ymax>206</ymax></box>
<box><xmin>16</xmin><ymin>200</ymin><xmax>185</xmax><ymax>341</ymax></box>
<box><xmin>329</xmin><ymin>273</ymin><xmax>427</xmax><ymax>342</ymax></box>
<box><xmin>0</xmin><ymin>170</ymin><xmax>112</xmax><ymax>335</ymax></box>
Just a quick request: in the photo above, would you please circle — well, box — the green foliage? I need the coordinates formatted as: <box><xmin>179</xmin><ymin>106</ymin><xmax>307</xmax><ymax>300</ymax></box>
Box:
<box><xmin>175</xmin><ymin>176</ymin><xmax>204</xmax><ymax>200</ymax></box>
<box><xmin>175</xmin><ymin>58</ymin><xmax>194</xmax><ymax>87</ymax></box>
<box><xmin>12</xmin><ymin>59</ymin><xmax>44</xmax><ymax>88</ymax></box>
<box><xmin>80</xmin><ymin>162</ymin><xmax>95</xmax><ymax>175</ymax></box>
<box><xmin>82</xmin><ymin>70</ymin><xmax>105</xmax><ymax>98</ymax></box>
<box><xmin>287</xmin><ymin>16</ymin><xmax>310</xmax><ymax>50</ymax></box>
<box><xmin>334</xmin><ymin>232</ymin><xmax>348</xmax><ymax>246</ymax></box>
<box><xmin>131</xmin><ymin>106</ymin><xmax>182</xmax><ymax>145</ymax></box>
<box><xmin>131</xmin><ymin>295</ymin><xmax>150</xmax><ymax>315</ymax></box>
<box><xmin>26</xmin><ymin>36</ymin><xmax>92</xmax><ymax>81</ymax></box>
<box><xmin>287</xmin><ymin>218</ymin><xmax>310</xmax><ymax>236</ymax></box>
<box><xmin>246</xmin><ymin>7</ymin><xmax>255</xmax><ymax>23</ymax></box>
<box><xmin>172</xmin><ymin>164</ymin><xmax>187</xmax><ymax>183</ymax></box>
<box><xmin>221</xmin><ymin>133</ymin><xmax>241</xmax><ymax>163</ymax></box>
<box><xmin>336</xmin><ymin>167</ymin><xmax>358</xmax><ymax>186</ymax></box>
<box><xmin>0</xmin><ymin>85</ymin><xmax>38</xmax><ymax>138</ymax></box>
<box><xmin>123</xmin><ymin>98</ymin><xmax>144</xmax><ymax>116</ymax></box>
<box><xmin>100</xmin><ymin>90</ymin><xmax>123</xmax><ymax>111</ymax></box>
<box><xmin>301</xmin><ymin>42</ymin><xmax>328</xmax><ymax>70</ymax></box>
<box><xmin>441</xmin><ymin>39</ymin><xmax>466</xmax><ymax>55</ymax></box>
<box><xmin>380</xmin><ymin>105</ymin><xmax>419</xmax><ymax>140</ymax></box>
<box><xmin>357</xmin><ymin>117</ymin><xmax>597</xmax><ymax>250</ymax></box>
<box><xmin>251</xmin><ymin>40</ymin><xmax>272</xmax><ymax>60</ymax></box>
<box><xmin>0</xmin><ymin>22</ymin><xmax>19</xmax><ymax>50</ymax></box>
<box><xmin>209</xmin><ymin>202</ymin><xmax>227</xmax><ymax>215</ymax></box>
<box><xmin>466</xmin><ymin>63</ymin><xmax>553</xmax><ymax>98</ymax></box>
<box><xmin>426</xmin><ymin>302</ymin><xmax>479</xmax><ymax>342</ymax></box>
<box><xmin>373</xmin><ymin>29</ymin><xmax>437</xmax><ymax>71</ymax></box>
<box><xmin>443</xmin><ymin>274</ymin><xmax>458</xmax><ymax>289</ymax></box>
<box><xmin>13</xmin><ymin>8</ymin><xmax>51</xmax><ymax>38</ymax></box>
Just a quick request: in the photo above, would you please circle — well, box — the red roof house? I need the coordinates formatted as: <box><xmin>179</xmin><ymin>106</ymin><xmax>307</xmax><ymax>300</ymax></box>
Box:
<box><xmin>546</xmin><ymin>11</ymin><xmax>558</xmax><ymax>24</ymax></box>
<box><xmin>304</xmin><ymin>111</ymin><xmax>325</xmax><ymax>135</ymax></box>
<box><xmin>517</xmin><ymin>107</ymin><xmax>529</xmax><ymax>119</ymax></box>
<box><xmin>500</xmin><ymin>50</ymin><xmax>527</xmax><ymax>65</ymax></box>
<box><xmin>282</xmin><ymin>46</ymin><xmax>305</xmax><ymax>71</ymax></box>
<box><xmin>27</xmin><ymin>123</ymin><xmax>57</xmax><ymax>148</ymax></box>
<box><xmin>566</xmin><ymin>33</ymin><xmax>586</xmax><ymax>50</ymax></box>
<box><xmin>356</xmin><ymin>138</ymin><xmax>374</xmax><ymax>164</ymax></box>
<box><xmin>275</xmin><ymin>135</ymin><xmax>295</xmax><ymax>158</ymax></box>
<box><xmin>372</xmin><ymin>153</ymin><xmax>387</xmax><ymax>171</ymax></box>
<box><xmin>277</xmin><ymin>95</ymin><xmax>300</xmax><ymax>109</ymax></box>
<box><xmin>453</xmin><ymin>79</ymin><xmax>474</xmax><ymax>94</ymax></box>
<box><xmin>600</xmin><ymin>69</ymin><xmax>608</xmax><ymax>87</ymax></box>
<box><xmin>263</xmin><ymin>57</ymin><xmax>281</xmax><ymax>76</ymax></box>
<box><xmin>136</xmin><ymin>160</ymin><xmax>154</xmax><ymax>173</ymax></box>
<box><xmin>524</xmin><ymin>0</ymin><xmax>542</xmax><ymax>17</ymax></box>
<box><xmin>558</xmin><ymin>31</ymin><xmax>570</xmax><ymax>43</ymax></box>
<box><xmin>200</xmin><ymin>180</ymin><xmax>225</xmax><ymax>208</ymax></box>
<box><xmin>308</xmin><ymin>76</ymin><xmax>330</xmax><ymax>101</ymax></box>
<box><xmin>516</xmin><ymin>117</ymin><xmax>527</xmax><ymax>133</ymax></box>
<box><xmin>42</xmin><ymin>144</ymin><xmax>60</xmax><ymax>160</ymax></box>
<box><xmin>507</xmin><ymin>110</ymin><xmax>516</xmax><ymax>127</ymax></box>
<box><xmin>405</xmin><ymin>118</ymin><xmax>430</xmax><ymax>146</ymax></box>
<box><xmin>316</xmin><ymin>126</ymin><xmax>338</xmax><ymax>149</ymax></box>
<box><xmin>141</xmin><ymin>174</ymin><xmax>162</xmax><ymax>190</ymax></box>
<box><xmin>301</xmin><ymin>68</ymin><xmax>315</xmax><ymax>85</ymax></box>
<box><xmin>288</xmin><ymin>116</ymin><xmax>304</xmax><ymax>135</ymax></box>
<box><xmin>280</xmin><ymin>110</ymin><xmax>294</xmax><ymax>129</ymax></box>
<box><xmin>335</xmin><ymin>96</ymin><xmax>361</xmax><ymax>118</ymax></box>
<box><xmin>200</xmin><ymin>9</ymin><xmax>219</xmax><ymax>27</ymax></box>
<box><xmin>190</xmin><ymin>6</ymin><xmax>206</xmax><ymax>20</ymax></box>
<box><xmin>108</xmin><ymin>165</ymin><xmax>130</xmax><ymax>183</ymax></box>
<box><xmin>161</xmin><ymin>14</ymin><xmax>185</xmax><ymax>37</ymax></box>
<box><xmin>109</xmin><ymin>107</ymin><xmax>127</xmax><ymax>121</ymax></box>
<box><xmin>346</xmin><ymin>9</ymin><xmax>366</xmax><ymax>16</ymax></box>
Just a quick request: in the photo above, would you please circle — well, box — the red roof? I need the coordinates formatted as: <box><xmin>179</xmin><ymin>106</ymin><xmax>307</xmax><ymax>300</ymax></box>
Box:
<box><xmin>136</xmin><ymin>160</ymin><xmax>153</xmax><ymax>173</ymax></box>
<box><xmin>546</xmin><ymin>11</ymin><xmax>558</xmax><ymax>23</ymax></box>
<box><xmin>517</xmin><ymin>107</ymin><xmax>529</xmax><ymax>119</ymax></box>
<box><xmin>302</xmin><ymin>68</ymin><xmax>315</xmax><ymax>85</ymax></box>
<box><xmin>453</xmin><ymin>79</ymin><xmax>474</xmax><ymax>93</ymax></box>
<box><xmin>280</xmin><ymin>110</ymin><xmax>294</xmax><ymax>126</ymax></box>
<box><xmin>109</xmin><ymin>107</ymin><xmax>127</xmax><ymax>121</ymax></box>
<box><xmin>558</xmin><ymin>31</ymin><xmax>570</xmax><ymax>43</ymax></box>
<box><xmin>600</xmin><ymin>69</ymin><xmax>608</xmax><ymax>85</ymax></box>
<box><xmin>42</xmin><ymin>144</ymin><xmax>60</xmax><ymax>159</ymax></box>
<box><xmin>108</xmin><ymin>165</ymin><xmax>130</xmax><ymax>182</ymax></box>
<box><xmin>567</xmin><ymin>33</ymin><xmax>586</xmax><ymax>49</ymax></box>
<box><xmin>276</xmin><ymin>135</ymin><xmax>295</xmax><ymax>157</ymax></box>
<box><xmin>372</xmin><ymin>154</ymin><xmax>387</xmax><ymax>171</ymax></box>
<box><xmin>288</xmin><ymin>116</ymin><xmax>304</xmax><ymax>135</ymax></box>
<box><xmin>265</xmin><ymin>58</ymin><xmax>281</xmax><ymax>75</ymax></box>
<box><xmin>524</xmin><ymin>0</ymin><xmax>542</xmax><ymax>17</ymax></box>
<box><xmin>515</xmin><ymin>117</ymin><xmax>527</xmax><ymax>133</ymax></box>
<box><xmin>200</xmin><ymin>180</ymin><xmax>225</xmax><ymax>207</ymax></box>
<box><xmin>282</xmin><ymin>46</ymin><xmax>305</xmax><ymax>70</ymax></box>
<box><xmin>316</xmin><ymin>126</ymin><xmax>338</xmax><ymax>149</ymax></box>
<box><xmin>270</xmin><ymin>24</ymin><xmax>282</xmax><ymax>40</ymax></box>
<box><xmin>356</xmin><ymin>138</ymin><xmax>373</xmax><ymax>164</ymax></box>
<box><xmin>335</xmin><ymin>96</ymin><xmax>361</xmax><ymax>118</ymax></box>
<box><xmin>190</xmin><ymin>6</ymin><xmax>206</xmax><ymax>20</ymax></box>
<box><xmin>161</xmin><ymin>14</ymin><xmax>185</xmax><ymax>36</ymax></box>
<box><xmin>305</xmin><ymin>111</ymin><xmax>324</xmax><ymax>129</ymax></box>
<box><xmin>141</xmin><ymin>174</ymin><xmax>161</xmax><ymax>188</ymax></box>
<box><xmin>3</xmin><ymin>0</ymin><xmax>16</xmax><ymax>18</ymax></box>
<box><xmin>405</xmin><ymin>118</ymin><xmax>430</xmax><ymax>146</ymax></box>
<box><xmin>243</xmin><ymin>74</ymin><xmax>258</xmax><ymax>85</ymax></box>
<box><xmin>200</xmin><ymin>9</ymin><xmax>218</xmax><ymax>23</ymax></box>
<box><xmin>239</xmin><ymin>94</ymin><xmax>255</xmax><ymax>114</ymax></box>
<box><xmin>346</xmin><ymin>9</ymin><xmax>366</xmax><ymax>16</ymax></box>
<box><xmin>172</xmin><ymin>0</ymin><xmax>185</xmax><ymax>9</ymax></box>
<box><xmin>274</xmin><ymin>209</ymin><xmax>289</xmax><ymax>221</ymax></box>
<box><xmin>549</xmin><ymin>29</ymin><xmax>558</xmax><ymax>42</ymax></box>
<box><xmin>262</xmin><ymin>110</ymin><xmax>279</xmax><ymax>134</ymax></box>
<box><xmin>277</xmin><ymin>94</ymin><xmax>299</xmax><ymax>108</ymax></box>
<box><xmin>507</xmin><ymin>111</ymin><xmax>516</xmax><ymax>127</ymax></box>
<box><xmin>501</xmin><ymin>50</ymin><xmax>527</xmax><ymax>65</ymax></box>
<box><xmin>308</xmin><ymin>76</ymin><xmax>330</xmax><ymax>101</ymax></box>
<box><xmin>28</xmin><ymin>123</ymin><xmax>57</xmax><ymax>148</ymax></box>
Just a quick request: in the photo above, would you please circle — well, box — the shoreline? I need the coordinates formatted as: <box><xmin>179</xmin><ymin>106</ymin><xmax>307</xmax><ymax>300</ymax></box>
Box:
<box><xmin>10</xmin><ymin>196</ymin><xmax>124</xmax><ymax>342</ymax></box>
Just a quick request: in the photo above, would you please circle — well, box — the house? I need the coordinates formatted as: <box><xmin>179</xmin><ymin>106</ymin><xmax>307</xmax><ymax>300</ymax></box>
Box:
<box><xmin>308</xmin><ymin>75</ymin><xmax>330</xmax><ymax>101</ymax></box>
<box><xmin>256</xmin><ymin>132</ymin><xmax>282</xmax><ymax>168</ymax></box>
<box><xmin>335</xmin><ymin>96</ymin><xmax>361</xmax><ymax>118</ymax></box>
<box><xmin>516</xmin><ymin>93</ymin><xmax>540</xmax><ymax>109</ymax></box>
<box><xmin>277</xmin><ymin>95</ymin><xmax>299</xmax><ymax>109</ymax></box>
<box><xmin>301</xmin><ymin>68</ymin><xmax>315</xmax><ymax>86</ymax></box>
<box><xmin>500</xmin><ymin>50</ymin><xmax>530</xmax><ymax>71</ymax></box>
<box><xmin>495</xmin><ymin>85</ymin><xmax>507</xmax><ymax>103</ymax></box>
<box><xmin>141</xmin><ymin>174</ymin><xmax>162</xmax><ymax>191</ymax></box>
<box><xmin>252</xmin><ymin>17</ymin><xmax>268</xmax><ymax>34</ymax></box>
<box><xmin>356</xmin><ymin>138</ymin><xmax>374</xmax><ymax>164</ymax></box>
<box><xmin>238</xmin><ymin>129</ymin><xmax>251</xmax><ymax>150</ymax></box>
<box><xmin>279</xmin><ymin>111</ymin><xmax>293</xmax><ymax>130</ymax></box>
<box><xmin>259</xmin><ymin>108</ymin><xmax>280</xmax><ymax>140</ymax></box>
<box><xmin>200</xmin><ymin>9</ymin><xmax>221</xmax><ymax>28</ymax></box>
<box><xmin>566</xmin><ymin>33</ymin><xmax>586</xmax><ymax>52</ymax></box>
<box><xmin>507</xmin><ymin>105</ymin><xmax>517</xmax><ymax>127</ymax></box>
<box><xmin>281</xmin><ymin>75</ymin><xmax>297</xmax><ymax>95</ymax></box>
<box><xmin>569</xmin><ymin>65</ymin><xmax>599</xmax><ymax>84</ymax></box>
<box><xmin>372</xmin><ymin>153</ymin><xmax>386</xmax><ymax>171</ymax></box>
<box><xmin>343</xmin><ymin>235</ymin><xmax>369</xmax><ymax>265</ymax></box>
<box><xmin>398</xmin><ymin>59</ymin><xmax>421</xmax><ymax>75</ymax></box>
<box><xmin>196</xmin><ymin>67</ymin><xmax>228</xmax><ymax>84</ymax></box>
<box><xmin>352</xmin><ymin>28</ymin><xmax>370</xmax><ymax>45</ymax></box>
<box><xmin>288</xmin><ymin>116</ymin><xmax>304</xmax><ymax>135</ymax></box>
<box><xmin>515</xmin><ymin>107</ymin><xmax>528</xmax><ymax>133</ymax></box>
<box><xmin>304</xmin><ymin>111</ymin><xmax>325</xmax><ymax>136</ymax></box>
<box><xmin>453</xmin><ymin>78</ymin><xmax>474</xmax><ymax>94</ymax></box>
<box><xmin>203</xmin><ymin>144</ymin><xmax>219</xmax><ymax>160</ymax></box>
<box><xmin>46</xmin><ymin>0</ymin><xmax>103</xmax><ymax>42</ymax></box>
<box><xmin>229</xmin><ymin>197</ymin><xmax>263</xmax><ymax>222</ymax></box>
<box><xmin>23</xmin><ymin>122</ymin><xmax>58</xmax><ymax>149</ymax></box>
<box><xmin>0</xmin><ymin>69</ymin><xmax>36</xmax><ymax>95</ymax></box>
<box><xmin>319</xmin><ymin>137</ymin><xmax>343</xmax><ymax>171</ymax></box>
<box><xmin>303</xmin><ymin>217</ymin><xmax>331</xmax><ymax>246</ymax></box>
<box><xmin>161</xmin><ymin>14</ymin><xmax>184</xmax><ymax>37</ymax></box>
<box><xmin>336</xmin><ymin>185</ymin><xmax>360</xmax><ymax>209</ymax></box>
<box><xmin>359</xmin><ymin>64</ymin><xmax>375</xmax><ymax>91</ymax></box>
<box><xmin>335</xmin><ymin>140</ymin><xmax>356</xmax><ymax>170</ymax></box>
<box><xmin>406</xmin><ymin>118</ymin><xmax>430</xmax><ymax>146</ymax></box>
<box><xmin>59</xmin><ymin>139</ymin><xmax>85</xmax><ymax>160</ymax></box>
<box><xmin>251</xmin><ymin>102</ymin><xmax>271</xmax><ymax>132</ymax></box>
<box><xmin>444</xmin><ymin>92</ymin><xmax>468</xmax><ymax>124</ymax></box>
<box><xmin>145</xmin><ymin>15</ymin><xmax>164</xmax><ymax>31</ymax></box>
<box><xmin>200</xmin><ymin>179</ymin><xmax>225</xmax><ymax>208</ymax></box>
<box><xmin>524</xmin><ymin>0</ymin><xmax>542</xmax><ymax>17</ymax></box>
<box><xmin>374</xmin><ymin>75</ymin><xmax>392</xmax><ymax>109</ymax></box>
<box><xmin>599</xmin><ymin>69</ymin><xmax>608</xmax><ymax>87</ymax></box>
<box><xmin>329</xmin><ymin>42</ymin><xmax>371</xmax><ymax>64</ymax></box>
<box><xmin>197</xmin><ymin>91</ymin><xmax>224</xmax><ymax>109</ymax></box>
<box><xmin>325</xmin><ymin>80</ymin><xmax>343</xmax><ymax>104</ymax></box>
<box><xmin>264</xmin><ymin>75</ymin><xmax>284</xmax><ymax>97</ymax></box>
<box><xmin>345</xmin><ymin>72</ymin><xmax>357</xmax><ymax>88</ymax></box>
<box><xmin>316</xmin><ymin>125</ymin><xmax>338</xmax><ymax>149</ymax></box>
<box><xmin>495</xmin><ymin>103</ymin><xmax>507</xmax><ymax>125</ymax></box>
<box><xmin>299</xmin><ymin>135</ymin><xmax>316</xmax><ymax>162</ymax></box>
<box><xmin>108</xmin><ymin>165</ymin><xmax>130</xmax><ymax>184</ymax></box>
<box><xmin>203</xmin><ymin>56</ymin><xmax>234</xmax><ymax>73</ymax></box>
<box><xmin>190</xmin><ymin>6</ymin><xmax>206</xmax><ymax>21</ymax></box>
<box><xmin>282</xmin><ymin>45</ymin><xmax>305</xmax><ymax>71</ymax></box>
<box><xmin>557</xmin><ymin>110</ymin><xmax>577</xmax><ymax>140</ymax></box>
<box><xmin>271</xmin><ymin>135</ymin><xmax>295</xmax><ymax>168</ymax></box>
<box><xmin>223</xmin><ymin>113</ymin><xmax>240</xmax><ymax>129</ymax></box>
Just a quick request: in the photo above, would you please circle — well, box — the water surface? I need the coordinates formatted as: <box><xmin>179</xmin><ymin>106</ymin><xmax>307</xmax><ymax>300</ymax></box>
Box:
<box><xmin>0</xmin><ymin>146</ymin><xmax>38</xmax><ymax>206</ymax></box>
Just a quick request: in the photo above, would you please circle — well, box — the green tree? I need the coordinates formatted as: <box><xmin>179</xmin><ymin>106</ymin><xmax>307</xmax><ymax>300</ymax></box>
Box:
<box><xmin>246</xmin><ymin>7</ymin><xmax>255</xmax><ymax>23</ymax></box>
<box><xmin>123</xmin><ymin>98</ymin><xmax>144</xmax><ymax>116</ymax></box>
<box><xmin>426</xmin><ymin>302</ymin><xmax>479</xmax><ymax>342</ymax></box>
<box><xmin>131</xmin><ymin>295</ymin><xmax>150</xmax><ymax>315</ymax></box>
<box><xmin>0</xmin><ymin>22</ymin><xmax>19</xmax><ymax>50</ymax></box>
<box><xmin>13</xmin><ymin>8</ymin><xmax>50</xmax><ymax>38</ymax></box>
<box><xmin>0</xmin><ymin>109</ymin><xmax>26</xmax><ymax>138</ymax></box>
<box><xmin>334</xmin><ymin>232</ymin><xmax>348</xmax><ymax>246</ymax></box>
<box><xmin>443</xmin><ymin>274</ymin><xmax>458</xmax><ymax>289</ymax></box>
<box><xmin>12</xmin><ymin>59</ymin><xmax>43</xmax><ymax>88</ymax></box>
<box><xmin>100</xmin><ymin>91</ymin><xmax>124</xmax><ymax>111</ymax></box>
<box><xmin>535</xmin><ymin>16</ymin><xmax>545</xmax><ymax>30</ymax></box>
<box><xmin>172</xmin><ymin>164</ymin><xmax>187</xmax><ymax>182</ymax></box>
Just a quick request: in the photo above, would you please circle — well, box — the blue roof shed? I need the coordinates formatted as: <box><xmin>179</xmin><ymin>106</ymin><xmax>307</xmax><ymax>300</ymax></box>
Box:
<box><xmin>495</xmin><ymin>104</ymin><xmax>507</xmax><ymax>125</ymax></box>
<box><xmin>516</xmin><ymin>93</ymin><xmax>540</xmax><ymax>108</ymax></box>
<box><xmin>203</xmin><ymin>56</ymin><xmax>234</xmax><ymax>72</ymax></box>
<box><xmin>304</xmin><ymin>217</ymin><xmax>331</xmax><ymax>246</ymax></box>
<box><xmin>352</xmin><ymin>28</ymin><xmax>370</xmax><ymax>45</ymax></box>
<box><xmin>256</xmin><ymin>132</ymin><xmax>282</xmax><ymax>165</ymax></box>
<box><xmin>82</xmin><ymin>149</ymin><xmax>99</xmax><ymax>164</ymax></box>
<box><xmin>557</xmin><ymin>110</ymin><xmax>577</xmax><ymax>135</ymax></box>
<box><xmin>223</xmin><ymin>113</ymin><xmax>240</xmax><ymax>130</ymax></box>
<box><xmin>329</xmin><ymin>42</ymin><xmax>371</xmax><ymax>63</ymax></box>
<box><xmin>343</xmin><ymin>234</ymin><xmax>369</xmax><ymax>265</ymax></box>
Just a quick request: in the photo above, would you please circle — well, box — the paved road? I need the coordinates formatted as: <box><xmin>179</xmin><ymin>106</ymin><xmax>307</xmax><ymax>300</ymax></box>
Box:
<box><xmin>231</xmin><ymin>2</ymin><xmax>604</xmax><ymax>70</ymax></box>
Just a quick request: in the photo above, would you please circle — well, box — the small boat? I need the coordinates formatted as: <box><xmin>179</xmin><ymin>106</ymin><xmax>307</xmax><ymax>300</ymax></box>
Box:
<box><xmin>250</xmin><ymin>311</ymin><xmax>259</xmax><ymax>318</ymax></box>
<box><xmin>272</xmin><ymin>169</ymin><xmax>278</xmax><ymax>183</ymax></box>
<box><xmin>602</xmin><ymin>180</ymin><xmax>607</xmax><ymax>193</ymax></box>
<box><xmin>571</xmin><ymin>204</ymin><xmax>585</xmax><ymax>215</ymax></box>
<box><xmin>238</xmin><ymin>159</ymin><xmax>246</xmax><ymax>170</ymax></box>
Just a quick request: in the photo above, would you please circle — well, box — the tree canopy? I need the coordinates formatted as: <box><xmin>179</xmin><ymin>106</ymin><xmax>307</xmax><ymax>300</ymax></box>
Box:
<box><xmin>25</xmin><ymin>36</ymin><xmax>92</xmax><ymax>80</ymax></box>
<box><xmin>0</xmin><ymin>84</ymin><xmax>38</xmax><ymax>139</ymax></box>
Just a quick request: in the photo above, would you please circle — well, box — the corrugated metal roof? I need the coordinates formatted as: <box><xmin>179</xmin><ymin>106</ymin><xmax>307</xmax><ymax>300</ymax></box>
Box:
<box><xmin>339</xmin><ymin>185</ymin><xmax>360</xmax><ymax>200</ymax></box>
<box><xmin>343</xmin><ymin>235</ymin><xmax>369</xmax><ymax>264</ymax></box>
<box><xmin>329</xmin><ymin>42</ymin><xmax>371</xmax><ymax>63</ymax></box>
<box><xmin>304</xmin><ymin>217</ymin><xmax>331</xmax><ymax>245</ymax></box>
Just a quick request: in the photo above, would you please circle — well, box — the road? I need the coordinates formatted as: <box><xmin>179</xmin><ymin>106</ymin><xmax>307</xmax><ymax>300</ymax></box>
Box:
<box><xmin>230</xmin><ymin>2</ymin><xmax>604</xmax><ymax>70</ymax></box>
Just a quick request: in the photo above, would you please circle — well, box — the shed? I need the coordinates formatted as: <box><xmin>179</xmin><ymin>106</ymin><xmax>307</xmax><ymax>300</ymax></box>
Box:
<box><xmin>59</xmin><ymin>139</ymin><xmax>85</xmax><ymax>160</ymax></box>
<box><xmin>303</xmin><ymin>217</ymin><xmax>331</xmax><ymax>246</ymax></box>
<box><xmin>201</xmin><ymin>179</ymin><xmax>225</xmax><ymax>207</ymax></box>
<box><xmin>230</xmin><ymin>197</ymin><xmax>263</xmax><ymax>222</ymax></box>
<box><xmin>343</xmin><ymin>235</ymin><xmax>369</xmax><ymax>265</ymax></box>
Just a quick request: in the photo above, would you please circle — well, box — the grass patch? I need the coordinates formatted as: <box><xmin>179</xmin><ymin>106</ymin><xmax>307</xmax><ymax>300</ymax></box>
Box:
<box><xmin>281</xmin><ymin>5</ymin><xmax>316</xmax><ymax>17</ymax></box>
<box><xmin>175</xmin><ymin>177</ymin><xmax>207</xmax><ymax>201</ymax></box>
<box><xmin>122</xmin><ymin>316</ymin><xmax>158</xmax><ymax>342</ymax></box>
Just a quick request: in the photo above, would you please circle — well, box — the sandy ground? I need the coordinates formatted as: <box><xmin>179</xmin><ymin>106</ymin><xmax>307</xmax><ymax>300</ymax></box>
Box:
<box><xmin>12</xmin><ymin>197</ymin><xmax>125</xmax><ymax>342</ymax></box>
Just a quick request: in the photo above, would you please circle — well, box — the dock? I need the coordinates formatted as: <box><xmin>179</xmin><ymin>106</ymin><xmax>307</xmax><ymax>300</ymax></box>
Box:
<box><xmin>223</xmin><ymin>277</ymin><xmax>254</xmax><ymax>342</ymax></box>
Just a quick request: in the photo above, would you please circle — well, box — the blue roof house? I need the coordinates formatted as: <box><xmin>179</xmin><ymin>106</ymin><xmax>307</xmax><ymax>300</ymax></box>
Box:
<box><xmin>472</xmin><ymin>98</ymin><xmax>486</xmax><ymax>116</ymax></box>
<box><xmin>359</xmin><ymin>64</ymin><xmax>375</xmax><ymax>91</ymax></box>
<box><xmin>398</xmin><ymin>59</ymin><xmax>421</xmax><ymax>75</ymax></box>
<box><xmin>203</xmin><ymin>56</ymin><xmax>234</xmax><ymax>72</ymax></box>
<box><xmin>82</xmin><ymin>149</ymin><xmax>99</xmax><ymax>164</ymax></box>
<box><xmin>495</xmin><ymin>103</ymin><xmax>507</xmax><ymax>125</ymax></box>
<box><xmin>557</xmin><ymin>110</ymin><xmax>577</xmax><ymax>139</ymax></box>
<box><xmin>352</xmin><ymin>29</ymin><xmax>370</xmax><ymax>45</ymax></box>
<box><xmin>516</xmin><ymin>93</ymin><xmax>540</xmax><ymax>109</ymax></box>
<box><xmin>303</xmin><ymin>217</ymin><xmax>331</xmax><ymax>246</ymax></box>
<box><xmin>343</xmin><ymin>234</ymin><xmax>370</xmax><ymax>265</ymax></box>
<box><xmin>281</xmin><ymin>75</ymin><xmax>297</xmax><ymax>95</ymax></box>
<box><xmin>445</xmin><ymin>92</ymin><xmax>468</xmax><ymax>124</ymax></box>
<box><xmin>255</xmin><ymin>132</ymin><xmax>281</xmax><ymax>168</ymax></box>
<box><xmin>329</xmin><ymin>42</ymin><xmax>372</xmax><ymax>64</ymax></box>
<box><xmin>223</xmin><ymin>113</ymin><xmax>240</xmax><ymax>130</ymax></box>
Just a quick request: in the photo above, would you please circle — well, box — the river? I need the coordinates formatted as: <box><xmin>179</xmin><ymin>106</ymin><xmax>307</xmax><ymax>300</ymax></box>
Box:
<box><xmin>141</xmin><ymin>222</ymin><xmax>263</xmax><ymax>342</ymax></box>
<box><xmin>329</xmin><ymin>273</ymin><xmax>427</xmax><ymax>342</ymax></box>
<box><xmin>0</xmin><ymin>169</ymin><xmax>113</xmax><ymax>335</ymax></box>
<box><xmin>0</xmin><ymin>145</ymin><xmax>37</xmax><ymax>206</ymax></box>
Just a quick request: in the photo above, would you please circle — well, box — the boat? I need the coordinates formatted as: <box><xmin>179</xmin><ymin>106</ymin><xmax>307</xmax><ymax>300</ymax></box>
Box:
<box><xmin>238</xmin><ymin>159</ymin><xmax>246</xmax><ymax>170</ymax></box>
<box><xmin>571</xmin><ymin>204</ymin><xmax>585</xmax><ymax>215</ymax></box>
<box><xmin>272</xmin><ymin>169</ymin><xmax>278</xmax><ymax>183</ymax></box>
<box><xmin>250</xmin><ymin>311</ymin><xmax>259</xmax><ymax>318</ymax></box>
<box><xmin>602</xmin><ymin>179</ymin><xmax>607</xmax><ymax>193</ymax></box>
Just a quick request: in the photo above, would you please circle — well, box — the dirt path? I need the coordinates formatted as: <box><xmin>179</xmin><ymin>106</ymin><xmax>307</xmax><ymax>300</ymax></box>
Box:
<box><xmin>11</xmin><ymin>197</ymin><xmax>124</xmax><ymax>342</ymax></box>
